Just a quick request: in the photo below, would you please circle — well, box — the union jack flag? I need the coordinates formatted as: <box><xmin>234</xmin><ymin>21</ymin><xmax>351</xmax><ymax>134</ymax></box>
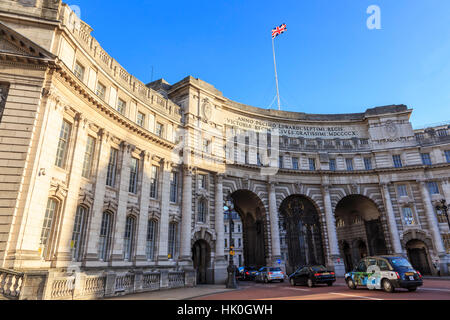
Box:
<box><xmin>272</xmin><ymin>24</ymin><xmax>287</xmax><ymax>39</ymax></box>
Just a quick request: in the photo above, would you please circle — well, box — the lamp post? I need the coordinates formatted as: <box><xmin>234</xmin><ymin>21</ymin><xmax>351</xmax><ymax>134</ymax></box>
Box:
<box><xmin>436</xmin><ymin>199</ymin><xmax>450</xmax><ymax>229</ymax></box>
<box><xmin>224</xmin><ymin>192</ymin><xmax>238</xmax><ymax>289</ymax></box>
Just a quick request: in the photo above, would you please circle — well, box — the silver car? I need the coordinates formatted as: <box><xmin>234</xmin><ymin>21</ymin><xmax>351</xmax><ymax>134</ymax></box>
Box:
<box><xmin>255</xmin><ymin>266</ymin><xmax>285</xmax><ymax>283</ymax></box>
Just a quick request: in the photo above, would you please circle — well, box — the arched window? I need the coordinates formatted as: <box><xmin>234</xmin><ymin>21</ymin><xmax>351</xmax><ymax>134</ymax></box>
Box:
<box><xmin>168</xmin><ymin>222</ymin><xmax>178</xmax><ymax>259</ymax></box>
<box><xmin>99</xmin><ymin>211</ymin><xmax>113</xmax><ymax>261</ymax></box>
<box><xmin>198</xmin><ymin>199</ymin><xmax>207</xmax><ymax>223</ymax></box>
<box><xmin>146</xmin><ymin>219</ymin><xmax>158</xmax><ymax>261</ymax></box>
<box><xmin>71</xmin><ymin>205</ymin><xmax>88</xmax><ymax>261</ymax></box>
<box><xmin>124</xmin><ymin>215</ymin><xmax>136</xmax><ymax>261</ymax></box>
<box><xmin>40</xmin><ymin>198</ymin><xmax>59</xmax><ymax>259</ymax></box>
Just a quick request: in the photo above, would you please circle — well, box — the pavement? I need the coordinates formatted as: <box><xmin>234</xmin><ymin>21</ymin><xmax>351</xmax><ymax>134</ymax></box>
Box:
<box><xmin>105</xmin><ymin>285</ymin><xmax>239</xmax><ymax>300</ymax></box>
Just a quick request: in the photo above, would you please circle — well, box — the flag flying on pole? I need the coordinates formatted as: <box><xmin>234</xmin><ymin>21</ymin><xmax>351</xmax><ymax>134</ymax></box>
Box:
<box><xmin>272</xmin><ymin>24</ymin><xmax>287</xmax><ymax>39</ymax></box>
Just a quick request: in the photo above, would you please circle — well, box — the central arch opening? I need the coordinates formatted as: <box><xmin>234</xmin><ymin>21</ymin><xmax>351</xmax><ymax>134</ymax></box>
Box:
<box><xmin>335</xmin><ymin>195</ymin><xmax>388</xmax><ymax>272</ymax></box>
<box><xmin>279</xmin><ymin>195</ymin><xmax>326</xmax><ymax>274</ymax></box>
<box><xmin>230</xmin><ymin>190</ymin><xmax>268</xmax><ymax>268</ymax></box>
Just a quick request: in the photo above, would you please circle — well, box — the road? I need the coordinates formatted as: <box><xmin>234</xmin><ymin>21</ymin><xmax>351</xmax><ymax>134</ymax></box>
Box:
<box><xmin>194</xmin><ymin>278</ymin><xmax>450</xmax><ymax>300</ymax></box>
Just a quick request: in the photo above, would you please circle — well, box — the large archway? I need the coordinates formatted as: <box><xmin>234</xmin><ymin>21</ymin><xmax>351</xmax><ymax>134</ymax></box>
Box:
<box><xmin>335</xmin><ymin>195</ymin><xmax>388</xmax><ymax>272</ymax></box>
<box><xmin>231</xmin><ymin>190</ymin><xmax>268</xmax><ymax>268</ymax></box>
<box><xmin>279</xmin><ymin>195</ymin><xmax>326</xmax><ymax>274</ymax></box>
<box><xmin>406</xmin><ymin>239</ymin><xmax>432</xmax><ymax>275</ymax></box>
<box><xmin>192</xmin><ymin>239</ymin><xmax>212</xmax><ymax>284</ymax></box>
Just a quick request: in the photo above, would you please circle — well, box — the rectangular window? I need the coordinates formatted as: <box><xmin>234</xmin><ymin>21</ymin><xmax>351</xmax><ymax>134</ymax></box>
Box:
<box><xmin>279</xmin><ymin>156</ymin><xmax>284</xmax><ymax>169</ymax></box>
<box><xmin>99</xmin><ymin>212</ymin><xmax>112</xmax><ymax>261</ymax></box>
<box><xmin>137</xmin><ymin>111</ymin><xmax>145</xmax><ymax>127</ymax></box>
<box><xmin>55</xmin><ymin>120</ymin><xmax>72</xmax><ymax>169</ymax></box>
<box><xmin>168</xmin><ymin>223</ymin><xmax>177</xmax><ymax>259</ymax></box>
<box><xmin>150</xmin><ymin>166</ymin><xmax>159</xmax><ymax>199</ymax></box>
<box><xmin>203</xmin><ymin>139</ymin><xmax>211</xmax><ymax>154</ymax></box>
<box><xmin>170</xmin><ymin>171</ymin><xmax>178</xmax><ymax>203</ymax></box>
<box><xmin>244</xmin><ymin>150</ymin><xmax>249</xmax><ymax>164</ymax></box>
<box><xmin>156</xmin><ymin>122</ymin><xmax>164</xmax><ymax>138</ymax></box>
<box><xmin>393</xmin><ymin>155</ymin><xmax>403</xmax><ymax>168</ymax></box>
<box><xmin>292</xmin><ymin>157</ymin><xmax>299</xmax><ymax>170</ymax></box>
<box><xmin>129</xmin><ymin>157</ymin><xmax>139</xmax><ymax>194</ymax></box>
<box><xmin>257</xmin><ymin>153</ymin><xmax>262</xmax><ymax>166</ymax></box>
<box><xmin>421</xmin><ymin>153</ymin><xmax>432</xmax><ymax>165</ymax></box>
<box><xmin>199</xmin><ymin>174</ymin><xmax>207</xmax><ymax>189</ymax></box>
<box><xmin>364</xmin><ymin>157</ymin><xmax>373</xmax><ymax>170</ymax></box>
<box><xmin>397</xmin><ymin>184</ymin><xmax>408</xmax><ymax>197</ymax></box>
<box><xmin>309</xmin><ymin>158</ymin><xmax>316</xmax><ymax>171</ymax></box>
<box><xmin>445</xmin><ymin>150</ymin><xmax>450</xmax><ymax>163</ymax></box>
<box><xmin>123</xmin><ymin>216</ymin><xmax>135</xmax><ymax>261</ymax></box>
<box><xmin>402</xmin><ymin>207</ymin><xmax>416</xmax><ymax>226</ymax></box>
<box><xmin>106</xmin><ymin>148</ymin><xmax>118</xmax><ymax>187</ymax></box>
<box><xmin>329</xmin><ymin>159</ymin><xmax>336</xmax><ymax>171</ymax></box>
<box><xmin>427</xmin><ymin>181</ymin><xmax>440</xmax><ymax>195</ymax></box>
<box><xmin>96</xmin><ymin>82</ymin><xmax>106</xmax><ymax>100</ymax></box>
<box><xmin>71</xmin><ymin>206</ymin><xmax>87</xmax><ymax>261</ymax></box>
<box><xmin>146</xmin><ymin>220</ymin><xmax>157</xmax><ymax>260</ymax></box>
<box><xmin>117</xmin><ymin>98</ymin><xmax>126</xmax><ymax>115</ymax></box>
<box><xmin>40</xmin><ymin>199</ymin><xmax>58</xmax><ymax>257</ymax></box>
<box><xmin>81</xmin><ymin>136</ymin><xmax>96</xmax><ymax>179</ymax></box>
<box><xmin>346</xmin><ymin>158</ymin><xmax>354</xmax><ymax>171</ymax></box>
<box><xmin>74</xmin><ymin>62</ymin><xmax>85</xmax><ymax>81</ymax></box>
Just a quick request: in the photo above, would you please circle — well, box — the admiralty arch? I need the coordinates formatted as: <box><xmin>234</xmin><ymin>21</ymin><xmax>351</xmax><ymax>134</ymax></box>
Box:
<box><xmin>0</xmin><ymin>1</ymin><xmax>449</xmax><ymax>300</ymax></box>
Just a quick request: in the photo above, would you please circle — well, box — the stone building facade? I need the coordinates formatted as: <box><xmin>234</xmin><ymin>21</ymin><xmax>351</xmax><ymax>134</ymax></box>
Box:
<box><xmin>0</xmin><ymin>1</ymin><xmax>449</xmax><ymax>300</ymax></box>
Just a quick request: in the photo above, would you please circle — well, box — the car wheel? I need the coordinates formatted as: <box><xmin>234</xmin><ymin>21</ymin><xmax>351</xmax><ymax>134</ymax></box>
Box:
<box><xmin>382</xmin><ymin>279</ymin><xmax>395</xmax><ymax>293</ymax></box>
<box><xmin>307</xmin><ymin>278</ymin><xmax>314</xmax><ymax>288</ymax></box>
<box><xmin>264</xmin><ymin>277</ymin><xmax>269</xmax><ymax>284</ymax></box>
<box><xmin>290</xmin><ymin>278</ymin><xmax>296</xmax><ymax>286</ymax></box>
<box><xmin>347</xmin><ymin>278</ymin><xmax>356</xmax><ymax>290</ymax></box>
<box><xmin>408</xmin><ymin>287</ymin><xmax>417</xmax><ymax>292</ymax></box>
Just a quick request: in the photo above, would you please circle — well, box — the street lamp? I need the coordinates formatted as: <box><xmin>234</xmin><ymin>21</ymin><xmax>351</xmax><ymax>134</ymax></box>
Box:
<box><xmin>436</xmin><ymin>199</ymin><xmax>450</xmax><ymax>229</ymax></box>
<box><xmin>224</xmin><ymin>192</ymin><xmax>238</xmax><ymax>289</ymax></box>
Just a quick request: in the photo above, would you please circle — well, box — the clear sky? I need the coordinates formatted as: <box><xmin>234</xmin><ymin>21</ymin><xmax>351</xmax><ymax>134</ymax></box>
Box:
<box><xmin>69</xmin><ymin>0</ymin><xmax>450</xmax><ymax>128</ymax></box>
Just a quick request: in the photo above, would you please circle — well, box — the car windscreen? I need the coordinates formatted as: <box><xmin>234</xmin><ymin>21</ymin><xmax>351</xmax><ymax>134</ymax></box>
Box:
<box><xmin>269</xmin><ymin>268</ymin><xmax>282</xmax><ymax>272</ymax></box>
<box><xmin>310</xmin><ymin>265</ymin><xmax>327</xmax><ymax>272</ymax></box>
<box><xmin>388</xmin><ymin>257</ymin><xmax>413</xmax><ymax>269</ymax></box>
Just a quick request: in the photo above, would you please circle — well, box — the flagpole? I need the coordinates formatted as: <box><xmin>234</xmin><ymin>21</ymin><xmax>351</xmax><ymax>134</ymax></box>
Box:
<box><xmin>272</xmin><ymin>37</ymin><xmax>281</xmax><ymax>111</ymax></box>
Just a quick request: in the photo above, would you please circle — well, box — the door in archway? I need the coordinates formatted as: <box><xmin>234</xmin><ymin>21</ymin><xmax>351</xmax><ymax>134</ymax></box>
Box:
<box><xmin>192</xmin><ymin>240</ymin><xmax>211</xmax><ymax>284</ymax></box>
<box><xmin>406</xmin><ymin>240</ymin><xmax>432</xmax><ymax>275</ymax></box>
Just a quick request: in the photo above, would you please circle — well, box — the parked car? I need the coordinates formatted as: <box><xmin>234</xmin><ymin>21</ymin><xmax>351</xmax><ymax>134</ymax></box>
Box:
<box><xmin>238</xmin><ymin>266</ymin><xmax>258</xmax><ymax>281</ymax></box>
<box><xmin>255</xmin><ymin>266</ymin><xmax>285</xmax><ymax>283</ymax></box>
<box><xmin>345</xmin><ymin>256</ymin><xmax>423</xmax><ymax>293</ymax></box>
<box><xmin>289</xmin><ymin>265</ymin><xmax>336</xmax><ymax>287</ymax></box>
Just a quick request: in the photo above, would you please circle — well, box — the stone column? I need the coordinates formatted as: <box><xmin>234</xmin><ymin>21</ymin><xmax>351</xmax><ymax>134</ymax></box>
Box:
<box><xmin>85</xmin><ymin>129</ymin><xmax>109</xmax><ymax>263</ymax></box>
<box><xmin>268</xmin><ymin>182</ymin><xmax>281</xmax><ymax>263</ymax></box>
<box><xmin>135</xmin><ymin>151</ymin><xmax>152</xmax><ymax>262</ymax></box>
<box><xmin>179</xmin><ymin>165</ymin><xmax>193</xmax><ymax>263</ymax></box>
<box><xmin>214</xmin><ymin>173</ymin><xmax>227</xmax><ymax>284</ymax></box>
<box><xmin>55</xmin><ymin>113</ymin><xmax>87</xmax><ymax>265</ymax></box>
<box><xmin>157</xmin><ymin>160</ymin><xmax>171</xmax><ymax>262</ymax></box>
<box><xmin>322</xmin><ymin>184</ymin><xmax>345</xmax><ymax>276</ymax></box>
<box><xmin>111</xmin><ymin>142</ymin><xmax>133</xmax><ymax>262</ymax></box>
<box><xmin>442</xmin><ymin>178</ymin><xmax>450</xmax><ymax>205</ymax></box>
<box><xmin>418</xmin><ymin>180</ymin><xmax>448</xmax><ymax>275</ymax></box>
<box><xmin>380</xmin><ymin>183</ymin><xmax>403</xmax><ymax>254</ymax></box>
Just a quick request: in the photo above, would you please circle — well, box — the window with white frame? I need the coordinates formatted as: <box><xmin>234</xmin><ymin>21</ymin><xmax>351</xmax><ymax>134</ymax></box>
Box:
<box><xmin>364</xmin><ymin>157</ymin><xmax>373</xmax><ymax>170</ymax></box>
<box><xmin>292</xmin><ymin>157</ymin><xmax>299</xmax><ymax>170</ymax></box>
<box><xmin>150</xmin><ymin>165</ymin><xmax>159</xmax><ymax>199</ymax></box>
<box><xmin>156</xmin><ymin>122</ymin><xmax>164</xmax><ymax>138</ymax></box>
<box><xmin>393</xmin><ymin>154</ymin><xmax>403</xmax><ymax>168</ymax></box>
<box><xmin>329</xmin><ymin>159</ymin><xmax>337</xmax><ymax>171</ymax></box>
<box><xmin>74</xmin><ymin>61</ymin><xmax>85</xmax><ymax>81</ymax></box>
<box><xmin>421</xmin><ymin>153</ymin><xmax>432</xmax><ymax>165</ymax></box>
<box><xmin>106</xmin><ymin>148</ymin><xmax>118</xmax><ymax>187</ymax></box>
<box><xmin>309</xmin><ymin>158</ymin><xmax>316</xmax><ymax>171</ymax></box>
<box><xmin>137</xmin><ymin>111</ymin><xmax>145</xmax><ymax>127</ymax></box>
<box><xmin>397</xmin><ymin>184</ymin><xmax>408</xmax><ymax>197</ymax></box>
<box><xmin>146</xmin><ymin>219</ymin><xmax>158</xmax><ymax>260</ymax></box>
<box><xmin>117</xmin><ymin>98</ymin><xmax>126</xmax><ymax>115</ymax></box>
<box><xmin>128</xmin><ymin>157</ymin><xmax>139</xmax><ymax>194</ymax></box>
<box><xmin>123</xmin><ymin>216</ymin><xmax>136</xmax><ymax>261</ymax></box>
<box><xmin>198</xmin><ymin>199</ymin><xmax>207</xmax><ymax>223</ymax></box>
<box><xmin>170</xmin><ymin>171</ymin><xmax>178</xmax><ymax>203</ymax></box>
<box><xmin>402</xmin><ymin>207</ymin><xmax>416</xmax><ymax>226</ymax></box>
<box><xmin>81</xmin><ymin>136</ymin><xmax>96</xmax><ymax>179</ymax></box>
<box><xmin>346</xmin><ymin>158</ymin><xmax>354</xmax><ymax>171</ymax></box>
<box><xmin>427</xmin><ymin>181</ymin><xmax>440</xmax><ymax>195</ymax></box>
<box><xmin>40</xmin><ymin>198</ymin><xmax>58</xmax><ymax>259</ymax></box>
<box><xmin>168</xmin><ymin>222</ymin><xmax>177</xmax><ymax>259</ymax></box>
<box><xmin>95</xmin><ymin>82</ymin><xmax>106</xmax><ymax>100</ymax></box>
<box><xmin>55</xmin><ymin>120</ymin><xmax>72</xmax><ymax>169</ymax></box>
<box><xmin>98</xmin><ymin>211</ymin><xmax>113</xmax><ymax>261</ymax></box>
<box><xmin>71</xmin><ymin>205</ymin><xmax>88</xmax><ymax>261</ymax></box>
<box><xmin>445</xmin><ymin>150</ymin><xmax>450</xmax><ymax>163</ymax></box>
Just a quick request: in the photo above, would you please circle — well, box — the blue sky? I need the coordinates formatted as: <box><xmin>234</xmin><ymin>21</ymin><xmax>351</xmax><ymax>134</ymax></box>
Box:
<box><xmin>70</xmin><ymin>0</ymin><xmax>450</xmax><ymax>128</ymax></box>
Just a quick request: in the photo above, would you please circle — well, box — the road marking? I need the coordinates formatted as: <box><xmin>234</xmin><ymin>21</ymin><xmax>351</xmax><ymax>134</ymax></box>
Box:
<box><xmin>419</xmin><ymin>288</ymin><xmax>450</xmax><ymax>293</ymax></box>
<box><xmin>329</xmin><ymin>292</ymin><xmax>384</xmax><ymax>300</ymax></box>
<box><xmin>284</xmin><ymin>287</ymin><xmax>311</xmax><ymax>292</ymax></box>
